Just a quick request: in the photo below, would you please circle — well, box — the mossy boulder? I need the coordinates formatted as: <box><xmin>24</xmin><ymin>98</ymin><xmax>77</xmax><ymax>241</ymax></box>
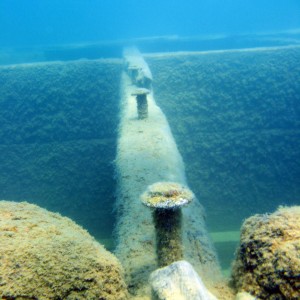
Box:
<box><xmin>231</xmin><ymin>206</ymin><xmax>300</xmax><ymax>299</ymax></box>
<box><xmin>0</xmin><ymin>201</ymin><xmax>128</xmax><ymax>299</ymax></box>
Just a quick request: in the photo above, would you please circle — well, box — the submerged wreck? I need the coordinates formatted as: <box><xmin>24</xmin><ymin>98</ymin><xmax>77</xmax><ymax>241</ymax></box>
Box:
<box><xmin>0</xmin><ymin>45</ymin><xmax>299</xmax><ymax>299</ymax></box>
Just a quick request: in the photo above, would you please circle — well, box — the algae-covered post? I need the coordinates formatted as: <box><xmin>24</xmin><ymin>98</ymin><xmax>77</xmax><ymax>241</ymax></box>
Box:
<box><xmin>141</xmin><ymin>182</ymin><xmax>194</xmax><ymax>267</ymax></box>
<box><xmin>132</xmin><ymin>88</ymin><xmax>150</xmax><ymax>120</ymax></box>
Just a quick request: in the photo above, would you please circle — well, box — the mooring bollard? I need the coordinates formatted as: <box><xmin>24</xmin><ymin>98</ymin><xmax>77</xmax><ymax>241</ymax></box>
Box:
<box><xmin>141</xmin><ymin>182</ymin><xmax>194</xmax><ymax>267</ymax></box>
<box><xmin>132</xmin><ymin>88</ymin><xmax>150</xmax><ymax>120</ymax></box>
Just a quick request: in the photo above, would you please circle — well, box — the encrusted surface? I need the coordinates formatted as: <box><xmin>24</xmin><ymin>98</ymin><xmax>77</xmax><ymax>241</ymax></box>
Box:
<box><xmin>0</xmin><ymin>59</ymin><xmax>122</xmax><ymax>240</ymax></box>
<box><xmin>141</xmin><ymin>181</ymin><xmax>194</xmax><ymax>209</ymax></box>
<box><xmin>231</xmin><ymin>206</ymin><xmax>300</xmax><ymax>299</ymax></box>
<box><xmin>147</xmin><ymin>47</ymin><xmax>300</xmax><ymax>233</ymax></box>
<box><xmin>0</xmin><ymin>201</ymin><xmax>128</xmax><ymax>300</ymax></box>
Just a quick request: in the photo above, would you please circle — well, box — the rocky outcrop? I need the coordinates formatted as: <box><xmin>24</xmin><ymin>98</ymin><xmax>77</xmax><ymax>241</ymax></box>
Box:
<box><xmin>231</xmin><ymin>206</ymin><xmax>300</xmax><ymax>299</ymax></box>
<box><xmin>0</xmin><ymin>201</ymin><xmax>128</xmax><ymax>299</ymax></box>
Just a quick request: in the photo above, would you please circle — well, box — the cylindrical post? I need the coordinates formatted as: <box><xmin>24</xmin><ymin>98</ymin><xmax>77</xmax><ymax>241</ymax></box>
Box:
<box><xmin>140</xmin><ymin>182</ymin><xmax>194</xmax><ymax>267</ymax></box>
<box><xmin>136</xmin><ymin>93</ymin><xmax>148</xmax><ymax>120</ymax></box>
<box><xmin>132</xmin><ymin>88</ymin><xmax>150</xmax><ymax>120</ymax></box>
<box><xmin>153</xmin><ymin>208</ymin><xmax>183</xmax><ymax>267</ymax></box>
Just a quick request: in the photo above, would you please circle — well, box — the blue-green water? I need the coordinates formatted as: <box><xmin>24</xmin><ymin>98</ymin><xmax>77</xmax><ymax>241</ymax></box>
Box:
<box><xmin>1</xmin><ymin>0</ymin><xmax>299</xmax><ymax>47</ymax></box>
<box><xmin>1</xmin><ymin>1</ymin><xmax>300</xmax><ymax>65</ymax></box>
<box><xmin>0</xmin><ymin>1</ymin><xmax>299</xmax><ymax>296</ymax></box>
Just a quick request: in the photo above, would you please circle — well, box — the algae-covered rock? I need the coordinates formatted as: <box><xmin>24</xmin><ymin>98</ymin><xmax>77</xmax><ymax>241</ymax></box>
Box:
<box><xmin>231</xmin><ymin>206</ymin><xmax>300</xmax><ymax>300</ymax></box>
<box><xmin>0</xmin><ymin>201</ymin><xmax>128</xmax><ymax>299</ymax></box>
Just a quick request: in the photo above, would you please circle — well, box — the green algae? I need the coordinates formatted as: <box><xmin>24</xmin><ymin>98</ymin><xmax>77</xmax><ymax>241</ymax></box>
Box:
<box><xmin>0</xmin><ymin>59</ymin><xmax>122</xmax><ymax>241</ymax></box>
<box><xmin>147</xmin><ymin>47</ymin><xmax>300</xmax><ymax>233</ymax></box>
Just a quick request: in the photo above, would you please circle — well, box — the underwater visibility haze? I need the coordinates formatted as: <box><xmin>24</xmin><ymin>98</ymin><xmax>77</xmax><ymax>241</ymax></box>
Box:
<box><xmin>0</xmin><ymin>0</ymin><xmax>299</xmax><ymax>46</ymax></box>
<box><xmin>0</xmin><ymin>1</ymin><xmax>299</xmax><ymax>299</ymax></box>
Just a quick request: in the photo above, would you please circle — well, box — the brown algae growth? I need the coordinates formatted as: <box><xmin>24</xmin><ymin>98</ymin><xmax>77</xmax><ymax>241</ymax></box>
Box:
<box><xmin>0</xmin><ymin>201</ymin><xmax>128</xmax><ymax>300</ymax></box>
<box><xmin>231</xmin><ymin>206</ymin><xmax>300</xmax><ymax>299</ymax></box>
